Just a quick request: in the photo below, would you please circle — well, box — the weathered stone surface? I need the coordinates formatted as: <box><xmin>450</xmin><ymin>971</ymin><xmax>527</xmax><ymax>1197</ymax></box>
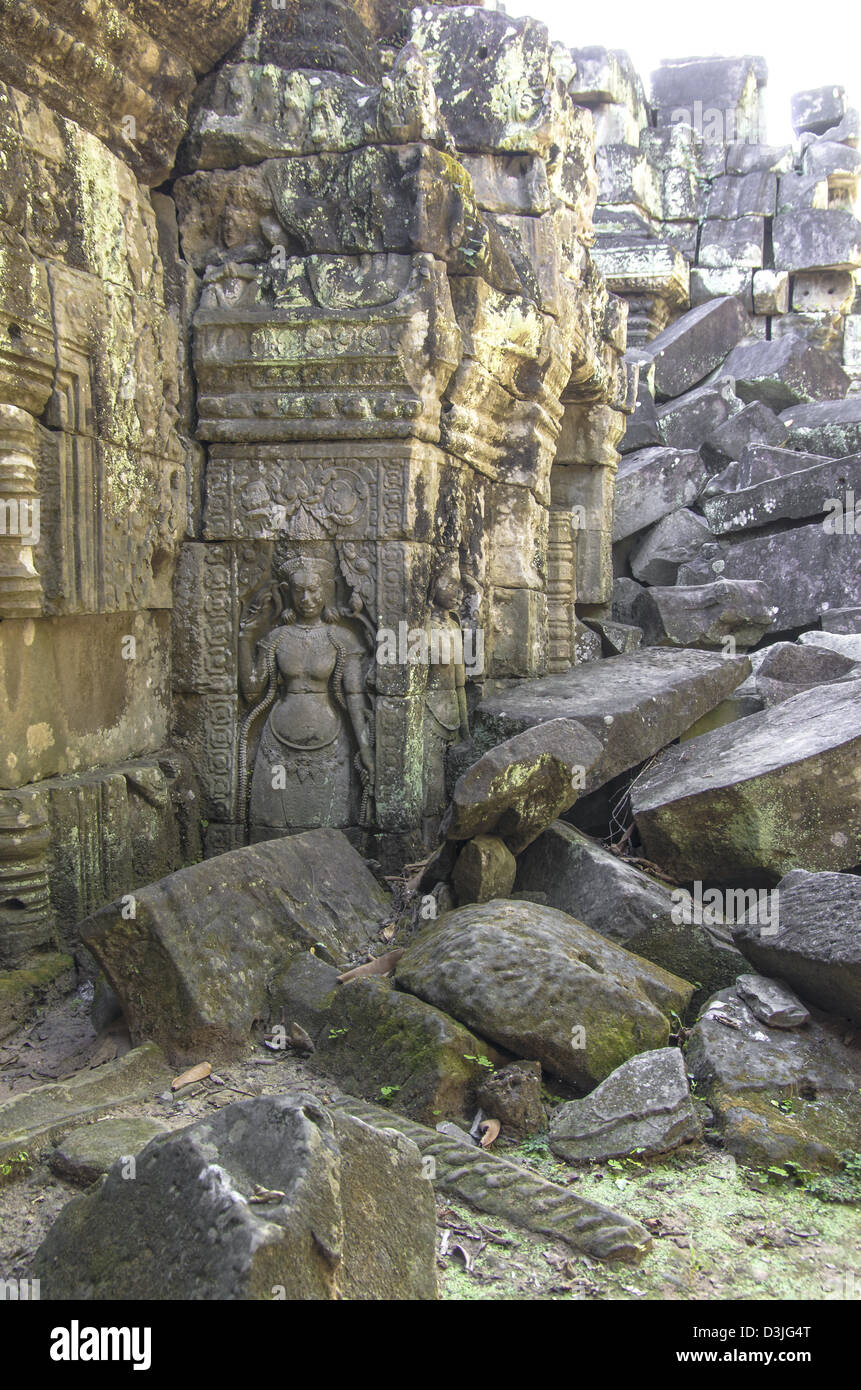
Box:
<box><xmin>613</xmin><ymin>447</ymin><xmax>709</xmax><ymax>540</ymax></box>
<box><xmin>275</xmin><ymin>953</ymin><xmax>498</xmax><ymax>1124</ymax></box>
<box><xmin>476</xmin><ymin>1061</ymin><xmax>545</xmax><ymax>1139</ymax></box>
<box><xmin>732</xmin><ymin>640</ymin><xmax>860</xmax><ymax>709</ymax></box>
<box><xmin>776</xmin><ymin>172</ymin><xmax>829</xmax><ymax>214</ymax></box>
<box><xmin>686</xmin><ymin>986</ymin><xmax>861</xmax><ymax>1171</ymax></box>
<box><xmin>644</xmin><ymin>297</ymin><xmax>750</xmax><ymax>400</ymax></box>
<box><xmin>706</xmin><ymin>172</ymin><xmax>777</xmax><ymax>219</ymax></box>
<box><xmin>698</xmin><ymin>217</ymin><xmax>765</xmax><ymax>269</ymax></box>
<box><xmin>440</xmin><ymin>719</ymin><xmax>603</xmax><ymax>853</ymax></box>
<box><xmin>515</xmin><ymin>821</ymin><xmax>745</xmax><ymax>1009</ymax></box>
<box><xmin>702</xmin><ymin>452</ymin><xmax>861</xmax><ymax>533</ymax></box>
<box><xmin>751</xmin><ymin>269</ymin><xmax>790</xmax><ymax>316</ymax></box>
<box><xmin>49</xmin><ymin>1117</ymin><xmax>169</xmax><ymax>1187</ymax></box>
<box><xmin>82</xmin><ymin>830</ymin><xmax>391</xmax><ymax>1064</ymax></box>
<box><xmin>678</xmin><ymin>523</ymin><xmax>861</xmax><ymax>631</ymax></box>
<box><xmin>651</xmin><ymin>56</ymin><xmax>763</xmax><ymax>141</ymax></box>
<box><xmin>792</xmin><ymin>86</ymin><xmax>847</xmax><ymax>137</ymax></box>
<box><xmin>475</xmin><ymin>649</ymin><xmax>750</xmax><ymax>794</ymax></box>
<box><xmin>549</xmin><ymin>1048</ymin><xmax>701</xmax><ymax>1162</ymax></box>
<box><xmin>690</xmin><ymin>266</ymin><xmax>752</xmax><ymax>309</ymax></box>
<box><xmin>780</xmin><ymin>397</ymin><xmax>861</xmax><ymax>456</ymax></box>
<box><xmin>773</xmin><ymin>210</ymin><xmax>861</xmax><ymax>273</ymax></box>
<box><xmin>32</xmin><ymin>1095</ymin><xmax>438</xmax><ymax>1299</ymax></box>
<box><xmin>733</xmin><ymin>870</ymin><xmax>861</xmax><ymax>1025</ymax></box>
<box><xmin>633</xmin><ymin>681</ymin><xmax>861</xmax><ymax>882</ymax></box>
<box><xmin>799</xmin><ymin>629</ymin><xmax>861</xmax><ymax>659</ymax></box>
<box><xmin>702</xmin><ymin>400</ymin><xmax>788</xmax><ymax>464</ymax></box>
<box><xmin>632</xmin><ymin>580</ymin><xmax>777</xmax><ymax>650</ymax></box>
<box><xmin>0</xmin><ymin>1045</ymin><xmax>172</xmax><ymax>1175</ymax></box>
<box><xmin>734</xmin><ymin>974</ymin><xmax>810</xmax><ymax>1030</ymax></box>
<box><xmin>792</xmin><ymin>270</ymin><xmax>856</xmax><ymax>315</ymax></box>
<box><xmin>333</xmin><ymin>1094</ymin><xmax>652</xmax><ymax>1262</ymax></box>
<box><xmin>452</xmin><ymin>835</ymin><xmax>517</xmax><ymax>906</ymax></box>
<box><xmin>657</xmin><ymin>379</ymin><xmax>741</xmax><ymax>450</ymax></box>
<box><xmin>395</xmin><ymin>900</ymin><xmax>693</xmax><ymax>1090</ymax></box>
<box><xmin>628</xmin><ymin>508</ymin><xmax>717</xmax><ymax>583</ymax></box>
<box><xmin>721</xmin><ymin>335</ymin><xmax>849</xmax><ymax>411</ymax></box>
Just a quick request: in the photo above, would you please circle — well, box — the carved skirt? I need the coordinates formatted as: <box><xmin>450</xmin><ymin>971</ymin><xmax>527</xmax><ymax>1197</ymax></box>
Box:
<box><xmin>249</xmin><ymin>709</ymin><xmax>354</xmax><ymax>830</ymax></box>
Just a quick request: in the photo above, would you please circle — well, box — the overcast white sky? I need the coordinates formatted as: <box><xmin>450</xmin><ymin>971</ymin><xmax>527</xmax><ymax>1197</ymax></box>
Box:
<box><xmin>499</xmin><ymin>0</ymin><xmax>860</xmax><ymax>143</ymax></box>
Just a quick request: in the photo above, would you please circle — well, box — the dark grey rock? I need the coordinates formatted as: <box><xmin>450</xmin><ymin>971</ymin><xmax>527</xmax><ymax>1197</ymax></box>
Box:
<box><xmin>612</xmin><ymin>575</ymin><xmax>647</xmax><ymax>625</ymax></box>
<box><xmin>677</xmin><ymin>523</ymin><xmax>861</xmax><ymax>631</ymax></box>
<box><xmin>735</xmin><ymin>974</ymin><xmax>810</xmax><ymax>1029</ymax></box>
<box><xmin>685</xmin><ymin>985</ymin><xmax>861</xmax><ymax>1170</ymax></box>
<box><xmin>630</xmin><ymin>509</ymin><xmax>713</xmax><ymax>585</ymax></box>
<box><xmin>614</xmin><ymin>447</ymin><xmax>710</xmax><ymax>540</ymax></box>
<box><xmin>632</xmin><ymin>680</ymin><xmax>861</xmax><ymax>881</ymax></box>
<box><xmin>633</xmin><ymin>580</ymin><xmax>777</xmax><ymax>649</ymax></box>
<box><xmin>621</xmin><ymin>370</ymin><xmax>662</xmax><ymax>453</ymax></box>
<box><xmin>644</xmin><ymin>297</ymin><xmax>750</xmax><ymax>399</ymax></box>
<box><xmin>773</xmin><ymin>210</ymin><xmax>861</xmax><ymax>273</ymax></box>
<box><xmin>733</xmin><ymin>869</ymin><xmax>861</xmax><ymax>1025</ymax></box>
<box><xmin>702</xmin><ymin>400</ymin><xmax>788</xmax><ymax>465</ymax></box>
<box><xmin>49</xmin><ymin>1118</ymin><xmax>169</xmax><ymax>1187</ymax></box>
<box><xmin>515</xmin><ymin>821</ymin><xmax>745</xmax><ymax>1008</ymax></box>
<box><xmin>476</xmin><ymin>1060</ymin><xmax>545</xmax><ymax>1139</ymax></box>
<box><xmin>721</xmin><ymin>334</ymin><xmax>849</xmax><ymax>411</ymax></box>
<box><xmin>732</xmin><ymin>640</ymin><xmax>860</xmax><ymax>708</ymax></box>
<box><xmin>549</xmin><ymin>1048</ymin><xmax>701</xmax><ymax>1162</ymax></box>
<box><xmin>32</xmin><ymin>1095</ymin><xmax>438</xmax><ymax>1299</ymax></box>
<box><xmin>657</xmin><ymin>379</ymin><xmax>742</xmax><ymax>450</ymax></box>
<box><xmin>702</xmin><ymin>452</ymin><xmax>861</xmax><ymax>533</ymax></box>
<box><xmin>706</xmin><ymin>171</ymin><xmax>777</xmax><ymax>219</ymax></box>
<box><xmin>704</xmin><ymin>443</ymin><xmax>834</xmax><ymax>494</ymax></box>
<box><xmin>474</xmin><ymin>648</ymin><xmax>751</xmax><ymax>794</ymax></box>
<box><xmin>776</xmin><ymin>172</ymin><xmax>829</xmax><ymax>214</ymax></box>
<box><xmin>791</xmin><ymin>86</ymin><xmax>847</xmax><ymax>137</ymax></box>
<box><xmin>698</xmin><ymin>216</ymin><xmax>765</xmax><ymax>269</ymax></box>
<box><xmin>803</xmin><ymin>142</ymin><xmax>861</xmax><ymax>183</ymax></box>
<box><xmin>440</xmin><ymin>718</ymin><xmax>604</xmax><ymax>853</ymax></box>
<box><xmin>779</xmin><ymin>397</ymin><xmax>861</xmax><ymax>456</ymax></box>
<box><xmin>725</xmin><ymin>143</ymin><xmax>792</xmax><ymax>175</ymax></box>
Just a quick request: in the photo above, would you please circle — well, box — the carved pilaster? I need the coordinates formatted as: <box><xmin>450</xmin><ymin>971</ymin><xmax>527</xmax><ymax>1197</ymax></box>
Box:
<box><xmin>0</xmin><ymin>405</ymin><xmax>42</xmax><ymax>616</ymax></box>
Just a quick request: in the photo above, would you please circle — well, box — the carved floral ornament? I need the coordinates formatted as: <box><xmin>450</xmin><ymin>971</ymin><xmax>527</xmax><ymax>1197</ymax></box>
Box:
<box><xmin>238</xmin><ymin>462</ymin><xmax>369</xmax><ymax>539</ymax></box>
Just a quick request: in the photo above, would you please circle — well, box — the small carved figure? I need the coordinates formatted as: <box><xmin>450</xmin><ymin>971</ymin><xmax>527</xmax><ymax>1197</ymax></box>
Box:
<box><xmin>422</xmin><ymin>553</ymin><xmax>470</xmax><ymax>824</ymax></box>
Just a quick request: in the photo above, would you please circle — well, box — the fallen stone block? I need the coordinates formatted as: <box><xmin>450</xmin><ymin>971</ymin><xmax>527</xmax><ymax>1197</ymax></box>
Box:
<box><xmin>630</xmin><ymin>509</ymin><xmax>713</xmax><ymax>585</ymax></box>
<box><xmin>440</xmin><ymin>718</ymin><xmax>603</xmax><ymax>853</ymax></box>
<box><xmin>643</xmin><ymin>297</ymin><xmax>750</xmax><ymax>399</ymax></box>
<box><xmin>702</xmin><ymin>452</ymin><xmax>861</xmax><ymax>533</ymax></box>
<box><xmin>474</xmin><ymin>648</ymin><xmax>750</xmax><ymax>793</ymax></box>
<box><xmin>452</xmin><ymin>835</ymin><xmax>517</xmax><ymax>905</ymax></box>
<box><xmin>515</xmin><ymin>821</ymin><xmax>745</xmax><ymax>1008</ymax></box>
<box><xmin>703</xmin><ymin>400</ymin><xmax>788</xmax><ymax>464</ymax></box>
<box><xmin>733</xmin><ymin>869</ymin><xmax>861</xmax><ymax>1025</ymax></box>
<box><xmin>686</xmin><ymin>984</ymin><xmax>861</xmax><ymax>1171</ymax></box>
<box><xmin>773</xmin><ymin>209</ymin><xmax>861</xmax><ymax>272</ymax></box>
<box><xmin>614</xmin><ymin>447</ymin><xmax>709</xmax><ymax>540</ymax></box>
<box><xmin>49</xmin><ymin>1117</ymin><xmax>169</xmax><ymax>1188</ymax></box>
<box><xmin>690</xmin><ymin>267</ymin><xmax>753</xmax><ymax>309</ymax></box>
<box><xmin>333</xmin><ymin>1095</ymin><xmax>652</xmax><ymax>1262</ymax></box>
<box><xmin>82</xmin><ymin>830</ymin><xmax>391</xmax><ymax>1064</ymax></box>
<box><xmin>476</xmin><ymin>1061</ymin><xmax>545</xmax><ymax>1139</ymax></box>
<box><xmin>549</xmin><ymin>1048</ymin><xmax>701</xmax><ymax>1162</ymax></box>
<box><xmin>395</xmin><ymin>900</ymin><xmax>693</xmax><ymax>1091</ymax></box>
<box><xmin>633</xmin><ymin>580</ymin><xmax>777</xmax><ymax>649</ymax></box>
<box><xmin>0</xmin><ymin>1045</ymin><xmax>172</xmax><ymax>1178</ymax></box>
<box><xmin>678</xmin><ymin>523</ymin><xmax>861</xmax><ymax>630</ymax></box>
<box><xmin>657</xmin><ymin>379</ymin><xmax>742</xmax><ymax>450</ymax></box>
<box><xmin>732</xmin><ymin>640</ymin><xmax>860</xmax><ymax>708</ymax></box>
<box><xmin>780</xmin><ymin>397</ymin><xmax>861</xmax><ymax>456</ymax></box>
<box><xmin>792</xmin><ymin>270</ymin><xmax>856</xmax><ymax>314</ymax></box>
<box><xmin>734</xmin><ymin>974</ymin><xmax>810</xmax><ymax>1030</ymax></box>
<box><xmin>721</xmin><ymin>334</ymin><xmax>849</xmax><ymax>411</ymax></box>
<box><xmin>791</xmin><ymin>86</ymin><xmax>847</xmax><ymax>137</ymax></box>
<box><xmin>32</xmin><ymin>1095</ymin><xmax>438</xmax><ymax>1299</ymax></box>
<box><xmin>776</xmin><ymin>172</ymin><xmax>829</xmax><ymax>214</ymax></box>
<box><xmin>726</xmin><ymin>143</ymin><xmax>792</xmax><ymax>175</ymax></box>
<box><xmin>704</xmin><ymin>442</ymin><xmax>833</xmax><ymax>493</ymax></box>
<box><xmin>632</xmin><ymin>680</ymin><xmax>861</xmax><ymax>881</ymax></box>
<box><xmin>798</xmin><ymin>629</ymin><xmax>861</xmax><ymax>659</ymax></box>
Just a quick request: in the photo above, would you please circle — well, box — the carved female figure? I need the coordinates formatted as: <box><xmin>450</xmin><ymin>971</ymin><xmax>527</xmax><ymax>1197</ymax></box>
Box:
<box><xmin>238</xmin><ymin>556</ymin><xmax>374</xmax><ymax>834</ymax></box>
<box><xmin>423</xmin><ymin>554</ymin><xmax>470</xmax><ymax>826</ymax></box>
